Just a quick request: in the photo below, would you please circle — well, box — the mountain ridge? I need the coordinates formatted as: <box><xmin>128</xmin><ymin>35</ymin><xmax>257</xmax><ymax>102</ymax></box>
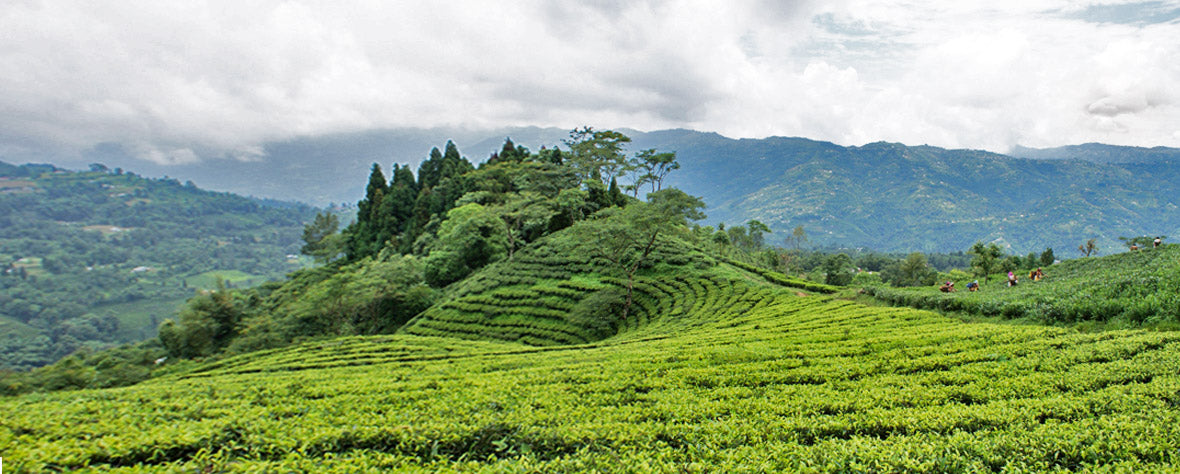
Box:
<box><xmin>11</xmin><ymin>129</ymin><xmax>1180</xmax><ymax>253</ymax></box>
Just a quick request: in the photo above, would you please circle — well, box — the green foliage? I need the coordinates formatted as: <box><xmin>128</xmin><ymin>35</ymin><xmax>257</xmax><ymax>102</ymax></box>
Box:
<box><xmin>424</xmin><ymin>203</ymin><xmax>508</xmax><ymax>287</ymax></box>
<box><xmin>1040</xmin><ymin>247</ymin><xmax>1056</xmax><ymax>266</ymax></box>
<box><xmin>0</xmin><ymin>163</ymin><xmax>314</xmax><ymax>370</ymax></box>
<box><xmin>7</xmin><ymin>275</ymin><xmax>1180</xmax><ymax>471</ymax></box>
<box><xmin>891</xmin><ymin>252</ymin><xmax>936</xmax><ymax>286</ymax></box>
<box><xmin>567</xmin><ymin>288</ymin><xmax>628</xmax><ymax>340</ymax></box>
<box><xmin>0</xmin><ymin>340</ymin><xmax>166</xmax><ymax>395</ymax></box>
<box><xmin>968</xmin><ymin>242</ymin><xmax>1004</xmax><ymax>280</ymax></box>
<box><xmin>822</xmin><ymin>253</ymin><xmax>855</xmax><ymax>286</ymax></box>
<box><xmin>301</xmin><ymin>211</ymin><xmax>343</xmax><ymax>262</ymax></box>
<box><xmin>230</xmin><ymin>254</ymin><xmax>437</xmax><ymax>352</ymax></box>
<box><xmin>662</xmin><ymin>133</ymin><xmax>1180</xmax><ymax>254</ymax></box>
<box><xmin>1119</xmin><ymin>235</ymin><xmax>1165</xmax><ymax>250</ymax></box>
<box><xmin>564</xmin><ymin>127</ymin><xmax>631</xmax><ymax>186</ymax></box>
<box><xmin>629</xmin><ymin>148</ymin><xmax>680</xmax><ymax>194</ymax></box>
<box><xmin>866</xmin><ymin>244</ymin><xmax>1180</xmax><ymax>325</ymax></box>
<box><xmin>158</xmin><ymin>281</ymin><xmax>244</xmax><ymax>358</ymax></box>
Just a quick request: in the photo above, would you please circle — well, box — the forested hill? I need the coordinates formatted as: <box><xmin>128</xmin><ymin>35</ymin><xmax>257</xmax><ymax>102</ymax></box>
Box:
<box><xmin>0</xmin><ymin>162</ymin><xmax>318</xmax><ymax>370</ymax></box>
<box><xmin>638</xmin><ymin>132</ymin><xmax>1180</xmax><ymax>254</ymax></box>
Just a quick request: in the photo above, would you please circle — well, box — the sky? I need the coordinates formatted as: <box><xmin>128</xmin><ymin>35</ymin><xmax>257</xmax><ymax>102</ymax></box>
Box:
<box><xmin>2</xmin><ymin>0</ymin><xmax>1180</xmax><ymax>166</ymax></box>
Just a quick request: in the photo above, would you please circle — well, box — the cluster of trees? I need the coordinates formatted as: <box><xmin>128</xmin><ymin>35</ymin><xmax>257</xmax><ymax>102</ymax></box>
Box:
<box><xmin>0</xmin><ymin>163</ymin><xmax>316</xmax><ymax>371</ymax></box>
<box><xmin>159</xmin><ymin>128</ymin><xmax>693</xmax><ymax>360</ymax></box>
<box><xmin>967</xmin><ymin>242</ymin><xmax>1056</xmax><ymax>281</ymax></box>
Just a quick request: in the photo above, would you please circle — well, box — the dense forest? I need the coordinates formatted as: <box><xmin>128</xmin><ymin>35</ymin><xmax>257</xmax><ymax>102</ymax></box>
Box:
<box><xmin>0</xmin><ymin>162</ymin><xmax>317</xmax><ymax>370</ymax></box>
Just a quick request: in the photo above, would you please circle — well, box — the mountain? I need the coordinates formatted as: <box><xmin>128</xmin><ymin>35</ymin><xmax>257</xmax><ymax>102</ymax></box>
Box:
<box><xmin>0</xmin><ymin>162</ymin><xmax>318</xmax><ymax>370</ymax></box>
<box><xmin>633</xmin><ymin>132</ymin><xmax>1180</xmax><ymax>254</ymax></box>
<box><xmin>1010</xmin><ymin>143</ymin><xmax>1180</xmax><ymax>164</ymax></box>
<box><xmin>29</xmin><ymin>128</ymin><xmax>1180</xmax><ymax>253</ymax></box>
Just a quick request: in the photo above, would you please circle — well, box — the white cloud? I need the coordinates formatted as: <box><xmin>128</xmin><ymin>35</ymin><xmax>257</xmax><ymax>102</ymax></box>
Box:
<box><xmin>1</xmin><ymin>0</ymin><xmax>1179</xmax><ymax>165</ymax></box>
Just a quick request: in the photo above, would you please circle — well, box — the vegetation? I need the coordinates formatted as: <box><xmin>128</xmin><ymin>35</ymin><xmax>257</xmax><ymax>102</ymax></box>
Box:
<box><xmin>645</xmin><ymin>132</ymin><xmax>1180</xmax><ymax>254</ymax></box>
<box><xmin>864</xmin><ymin>244</ymin><xmax>1180</xmax><ymax>326</ymax></box>
<box><xmin>3</xmin><ymin>264</ymin><xmax>1180</xmax><ymax>471</ymax></box>
<box><xmin>140</xmin><ymin>129</ymin><xmax>692</xmax><ymax>362</ymax></box>
<box><xmin>0</xmin><ymin>163</ymin><xmax>316</xmax><ymax>370</ymax></box>
<box><xmin>4</xmin><ymin>131</ymin><xmax>1180</xmax><ymax>471</ymax></box>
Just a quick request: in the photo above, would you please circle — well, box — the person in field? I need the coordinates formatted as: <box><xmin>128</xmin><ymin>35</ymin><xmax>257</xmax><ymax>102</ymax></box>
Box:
<box><xmin>1155</xmin><ymin>237</ymin><xmax>1163</xmax><ymax>248</ymax></box>
<box><xmin>966</xmin><ymin>280</ymin><xmax>979</xmax><ymax>292</ymax></box>
<box><xmin>1030</xmin><ymin>268</ymin><xmax>1044</xmax><ymax>281</ymax></box>
<box><xmin>1007</xmin><ymin>271</ymin><xmax>1018</xmax><ymax>287</ymax></box>
<box><xmin>939</xmin><ymin>281</ymin><xmax>956</xmax><ymax>292</ymax></box>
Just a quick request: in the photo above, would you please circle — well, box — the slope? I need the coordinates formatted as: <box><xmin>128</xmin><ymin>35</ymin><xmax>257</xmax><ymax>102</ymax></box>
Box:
<box><xmin>398</xmin><ymin>222</ymin><xmax>835</xmax><ymax>347</ymax></box>
<box><xmin>45</xmin><ymin>128</ymin><xmax>1180</xmax><ymax>254</ymax></box>
<box><xmin>638</xmin><ymin>133</ymin><xmax>1180</xmax><ymax>254</ymax></box>
<box><xmin>866</xmin><ymin>244</ymin><xmax>1180</xmax><ymax>326</ymax></box>
<box><xmin>0</xmin><ymin>162</ymin><xmax>317</xmax><ymax>370</ymax></box>
<box><xmin>3</xmin><ymin>268</ymin><xmax>1179</xmax><ymax>471</ymax></box>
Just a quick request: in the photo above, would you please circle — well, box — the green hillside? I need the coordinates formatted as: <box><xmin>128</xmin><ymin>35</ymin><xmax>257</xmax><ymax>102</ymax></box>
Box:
<box><xmin>866</xmin><ymin>244</ymin><xmax>1180</xmax><ymax>327</ymax></box>
<box><xmin>0</xmin><ymin>162</ymin><xmax>317</xmax><ymax>370</ymax></box>
<box><xmin>3</xmin><ymin>263</ymin><xmax>1179</xmax><ymax>471</ymax></box>
<box><xmin>55</xmin><ymin>127</ymin><xmax>1180</xmax><ymax>254</ymax></box>
<box><xmin>6</xmin><ymin>133</ymin><xmax>1180</xmax><ymax>471</ymax></box>
<box><xmin>641</xmin><ymin>132</ymin><xmax>1180</xmax><ymax>254</ymax></box>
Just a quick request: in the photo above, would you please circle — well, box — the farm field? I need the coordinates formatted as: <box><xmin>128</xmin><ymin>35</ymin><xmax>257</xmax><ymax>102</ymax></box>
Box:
<box><xmin>3</xmin><ymin>269</ymin><xmax>1180</xmax><ymax>472</ymax></box>
<box><xmin>865</xmin><ymin>245</ymin><xmax>1180</xmax><ymax>326</ymax></box>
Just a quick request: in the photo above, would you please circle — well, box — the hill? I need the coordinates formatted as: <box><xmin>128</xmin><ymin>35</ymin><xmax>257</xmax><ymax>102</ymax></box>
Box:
<box><xmin>632</xmin><ymin>133</ymin><xmax>1180</xmax><ymax>254</ymax></box>
<box><xmin>865</xmin><ymin>244</ymin><xmax>1180</xmax><ymax>327</ymax></box>
<box><xmin>1011</xmin><ymin>143</ymin><xmax>1180</xmax><ymax>164</ymax></box>
<box><xmin>3</xmin><ymin>256</ymin><xmax>1179</xmax><ymax>471</ymax></box>
<box><xmin>45</xmin><ymin>128</ymin><xmax>1180</xmax><ymax>254</ymax></box>
<box><xmin>4</xmin><ymin>137</ymin><xmax>1180</xmax><ymax>470</ymax></box>
<box><xmin>0</xmin><ymin>162</ymin><xmax>318</xmax><ymax>370</ymax></box>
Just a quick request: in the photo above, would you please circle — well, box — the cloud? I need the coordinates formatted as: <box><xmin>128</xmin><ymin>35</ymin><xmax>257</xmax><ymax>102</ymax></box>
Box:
<box><xmin>1</xmin><ymin>0</ymin><xmax>1179</xmax><ymax>166</ymax></box>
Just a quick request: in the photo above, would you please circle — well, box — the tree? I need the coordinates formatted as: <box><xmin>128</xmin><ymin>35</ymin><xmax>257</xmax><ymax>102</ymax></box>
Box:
<box><xmin>822</xmin><ymin>253</ymin><xmax>855</xmax><ymax>286</ymax></box>
<box><xmin>492</xmin><ymin>192</ymin><xmax>559</xmax><ymax>260</ymax></box>
<box><xmin>968</xmin><ymin>242</ymin><xmax>1004</xmax><ymax>280</ymax></box>
<box><xmin>631</xmin><ymin>148</ymin><xmax>680</xmax><ymax>194</ymax></box>
<box><xmin>423</xmin><ymin>203</ymin><xmax>508</xmax><ymax>287</ymax></box>
<box><xmin>746</xmin><ymin>220</ymin><xmax>771</xmax><ymax>249</ymax></box>
<box><xmin>577</xmin><ymin>188</ymin><xmax>705</xmax><ymax>320</ymax></box>
<box><xmin>300</xmin><ymin>212</ymin><xmax>343</xmax><ymax>263</ymax></box>
<box><xmin>1078</xmin><ymin>238</ymin><xmax>1098</xmax><ymax>257</ymax></box>
<box><xmin>1040</xmin><ymin>247</ymin><xmax>1055</xmax><ymax>266</ymax></box>
<box><xmin>896</xmin><ymin>252</ymin><xmax>934</xmax><ymax>286</ymax></box>
<box><xmin>785</xmin><ymin>225</ymin><xmax>808</xmax><ymax>251</ymax></box>
<box><xmin>563</xmin><ymin>127</ymin><xmax>631</xmax><ymax>186</ymax></box>
<box><xmin>345</xmin><ymin>163</ymin><xmax>390</xmax><ymax>260</ymax></box>
<box><xmin>158</xmin><ymin>280</ymin><xmax>243</xmax><ymax>358</ymax></box>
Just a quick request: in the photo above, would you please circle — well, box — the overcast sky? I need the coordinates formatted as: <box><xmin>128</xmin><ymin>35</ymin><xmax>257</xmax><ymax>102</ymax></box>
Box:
<box><xmin>3</xmin><ymin>0</ymin><xmax>1180</xmax><ymax>165</ymax></box>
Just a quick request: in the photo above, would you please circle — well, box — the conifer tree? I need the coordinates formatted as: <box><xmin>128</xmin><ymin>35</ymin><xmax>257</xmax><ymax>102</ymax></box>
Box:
<box><xmin>346</xmin><ymin>163</ymin><xmax>390</xmax><ymax>260</ymax></box>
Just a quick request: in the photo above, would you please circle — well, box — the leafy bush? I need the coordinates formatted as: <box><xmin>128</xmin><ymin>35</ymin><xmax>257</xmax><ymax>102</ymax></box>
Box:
<box><xmin>567</xmin><ymin>288</ymin><xmax>628</xmax><ymax>340</ymax></box>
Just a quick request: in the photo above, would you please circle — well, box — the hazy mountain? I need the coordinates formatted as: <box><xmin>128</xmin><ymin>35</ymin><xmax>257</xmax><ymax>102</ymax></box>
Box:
<box><xmin>1010</xmin><ymin>143</ymin><xmax>1180</xmax><ymax>164</ymax></box>
<box><xmin>14</xmin><ymin>128</ymin><xmax>1180</xmax><ymax>253</ymax></box>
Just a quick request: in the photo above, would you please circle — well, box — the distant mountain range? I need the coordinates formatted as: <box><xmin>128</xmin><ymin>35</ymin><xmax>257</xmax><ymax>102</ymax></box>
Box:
<box><xmin>8</xmin><ymin>128</ymin><xmax>1180</xmax><ymax>253</ymax></box>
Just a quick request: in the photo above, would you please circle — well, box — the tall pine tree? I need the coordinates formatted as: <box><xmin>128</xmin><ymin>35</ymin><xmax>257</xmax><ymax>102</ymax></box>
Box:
<box><xmin>346</xmin><ymin>163</ymin><xmax>389</xmax><ymax>260</ymax></box>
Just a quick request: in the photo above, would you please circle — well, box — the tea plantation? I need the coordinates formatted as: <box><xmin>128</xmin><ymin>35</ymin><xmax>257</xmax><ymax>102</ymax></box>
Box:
<box><xmin>865</xmin><ymin>244</ymin><xmax>1180</xmax><ymax>326</ymax></box>
<box><xmin>3</xmin><ymin>250</ymin><xmax>1180</xmax><ymax>472</ymax></box>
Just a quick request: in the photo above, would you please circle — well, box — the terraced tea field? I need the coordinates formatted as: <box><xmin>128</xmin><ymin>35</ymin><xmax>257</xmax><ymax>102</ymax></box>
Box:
<box><xmin>866</xmin><ymin>245</ymin><xmax>1180</xmax><ymax>325</ymax></box>
<box><xmin>3</xmin><ymin>268</ymin><xmax>1180</xmax><ymax>471</ymax></box>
